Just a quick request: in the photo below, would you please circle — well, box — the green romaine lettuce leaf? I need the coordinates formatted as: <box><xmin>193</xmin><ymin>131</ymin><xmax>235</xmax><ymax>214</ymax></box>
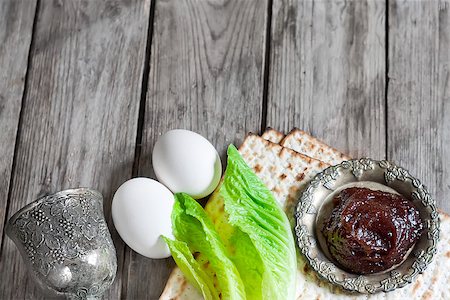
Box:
<box><xmin>163</xmin><ymin>237</ymin><xmax>217</xmax><ymax>300</ymax></box>
<box><xmin>166</xmin><ymin>145</ymin><xmax>296</xmax><ymax>300</ymax></box>
<box><xmin>213</xmin><ymin>145</ymin><xmax>297</xmax><ymax>300</ymax></box>
<box><xmin>166</xmin><ymin>193</ymin><xmax>246</xmax><ymax>300</ymax></box>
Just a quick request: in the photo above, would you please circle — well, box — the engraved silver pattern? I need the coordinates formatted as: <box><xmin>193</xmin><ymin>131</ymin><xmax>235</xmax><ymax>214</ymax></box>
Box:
<box><xmin>6</xmin><ymin>188</ymin><xmax>117</xmax><ymax>299</ymax></box>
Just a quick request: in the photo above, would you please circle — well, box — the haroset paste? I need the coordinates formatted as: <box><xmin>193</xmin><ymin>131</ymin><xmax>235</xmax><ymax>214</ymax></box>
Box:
<box><xmin>322</xmin><ymin>187</ymin><xmax>423</xmax><ymax>274</ymax></box>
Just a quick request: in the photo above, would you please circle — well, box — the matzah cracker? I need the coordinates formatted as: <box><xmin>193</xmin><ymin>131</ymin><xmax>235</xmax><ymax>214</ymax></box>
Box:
<box><xmin>161</xmin><ymin>133</ymin><xmax>449</xmax><ymax>300</ymax></box>
<box><xmin>237</xmin><ymin>134</ymin><xmax>328</xmax><ymax>213</ymax></box>
<box><xmin>161</xmin><ymin>134</ymin><xmax>328</xmax><ymax>299</ymax></box>
<box><xmin>264</xmin><ymin>130</ymin><xmax>450</xmax><ymax>299</ymax></box>
<box><xmin>261</xmin><ymin>127</ymin><xmax>285</xmax><ymax>144</ymax></box>
<box><xmin>281</xmin><ymin>128</ymin><xmax>350</xmax><ymax>166</ymax></box>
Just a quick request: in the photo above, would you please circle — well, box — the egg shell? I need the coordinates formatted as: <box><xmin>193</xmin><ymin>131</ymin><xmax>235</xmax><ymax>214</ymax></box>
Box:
<box><xmin>112</xmin><ymin>177</ymin><xmax>174</xmax><ymax>259</ymax></box>
<box><xmin>152</xmin><ymin>129</ymin><xmax>222</xmax><ymax>199</ymax></box>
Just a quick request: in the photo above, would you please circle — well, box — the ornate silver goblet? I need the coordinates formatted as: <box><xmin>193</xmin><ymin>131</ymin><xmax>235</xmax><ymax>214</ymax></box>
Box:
<box><xmin>6</xmin><ymin>188</ymin><xmax>117</xmax><ymax>299</ymax></box>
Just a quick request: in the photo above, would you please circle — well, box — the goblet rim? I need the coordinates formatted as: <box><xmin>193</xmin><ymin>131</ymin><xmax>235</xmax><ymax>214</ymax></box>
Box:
<box><xmin>6</xmin><ymin>188</ymin><xmax>103</xmax><ymax>236</ymax></box>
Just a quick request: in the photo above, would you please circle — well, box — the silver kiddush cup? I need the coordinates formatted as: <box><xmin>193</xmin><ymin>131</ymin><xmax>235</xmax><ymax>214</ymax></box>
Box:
<box><xmin>6</xmin><ymin>188</ymin><xmax>117</xmax><ymax>299</ymax></box>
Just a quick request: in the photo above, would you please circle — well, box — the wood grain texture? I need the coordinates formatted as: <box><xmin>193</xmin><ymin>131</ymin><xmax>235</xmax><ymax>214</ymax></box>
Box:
<box><xmin>0</xmin><ymin>0</ymin><xmax>37</xmax><ymax>252</ymax></box>
<box><xmin>388</xmin><ymin>0</ymin><xmax>450</xmax><ymax>213</ymax></box>
<box><xmin>124</xmin><ymin>0</ymin><xmax>268</xmax><ymax>298</ymax></box>
<box><xmin>0</xmin><ymin>0</ymin><xmax>150</xmax><ymax>298</ymax></box>
<box><xmin>267</xmin><ymin>0</ymin><xmax>386</xmax><ymax>159</ymax></box>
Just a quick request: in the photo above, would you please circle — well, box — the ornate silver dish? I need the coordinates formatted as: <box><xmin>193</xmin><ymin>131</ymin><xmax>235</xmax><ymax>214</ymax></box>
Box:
<box><xmin>294</xmin><ymin>159</ymin><xmax>440</xmax><ymax>294</ymax></box>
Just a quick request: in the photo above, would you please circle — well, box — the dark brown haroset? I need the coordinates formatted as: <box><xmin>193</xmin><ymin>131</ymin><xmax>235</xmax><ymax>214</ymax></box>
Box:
<box><xmin>322</xmin><ymin>187</ymin><xmax>423</xmax><ymax>275</ymax></box>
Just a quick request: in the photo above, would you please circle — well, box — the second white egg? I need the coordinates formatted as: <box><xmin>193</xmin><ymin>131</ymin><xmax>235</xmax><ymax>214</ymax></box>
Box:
<box><xmin>112</xmin><ymin>178</ymin><xmax>174</xmax><ymax>259</ymax></box>
<box><xmin>152</xmin><ymin>129</ymin><xmax>222</xmax><ymax>199</ymax></box>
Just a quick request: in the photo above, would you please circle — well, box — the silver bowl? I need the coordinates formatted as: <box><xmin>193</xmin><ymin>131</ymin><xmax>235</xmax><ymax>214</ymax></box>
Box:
<box><xmin>6</xmin><ymin>188</ymin><xmax>117</xmax><ymax>299</ymax></box>
<box><xmin>295</xmin><ymin>159</ymin><xmax>440</xmax><ymax>294</ymax></box>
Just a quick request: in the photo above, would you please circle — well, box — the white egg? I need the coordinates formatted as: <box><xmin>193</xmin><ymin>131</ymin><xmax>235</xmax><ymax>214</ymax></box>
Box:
<box><xmin>112</xmin><ymin>178</ymin><xmax>174</xmax><ymax>259</ymax></box>
<box><xmin>152</xmin><ymin>129</ymin><xmax>222</xmax><ymax>199</ymax></box>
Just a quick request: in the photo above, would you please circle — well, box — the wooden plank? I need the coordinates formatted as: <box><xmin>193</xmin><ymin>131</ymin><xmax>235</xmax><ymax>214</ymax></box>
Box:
<box><xmin>0</xmin><ymin>0</ymin><xmax>150</xmax><ymax>299</ymax></box>
<box><xmin>124</xmin><ymin>0</ymin><xmax>268</xmax><ymax>298</ymax></box>
<box><xmin>0</xmin><ymin>0</ymin><xmax>37</xmax><ymax>252</ymax></box>
<box><xmin>267</xmin><ymin>0</ymin><xmax>386</xmax><ymax>159</ymax></box>
<box><xmin>388</xmin><ymin>0</ymin><xmax>450</xmax><ymax>213</ymax></box>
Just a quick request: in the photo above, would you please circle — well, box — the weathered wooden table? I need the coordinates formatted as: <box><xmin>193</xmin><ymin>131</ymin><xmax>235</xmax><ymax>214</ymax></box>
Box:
<box><xmin>1</xmin><ymin>0</ymin><xmax>449</xmax><ymax>299</ymax></box>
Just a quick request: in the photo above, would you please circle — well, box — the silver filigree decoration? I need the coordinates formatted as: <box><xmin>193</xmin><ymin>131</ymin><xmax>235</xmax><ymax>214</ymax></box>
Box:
<box><xmin>316</xmin><ymin>167</ymin><xmax>340</xmax><ymax>190</ymax></box>
<box><xmin>6</xmin><ymin>189</ymin><xmax>117</xmax><ymax>300</ymax></box>
<box><xmin>340</xmin><ymin>158</ymin><xmax>375</xmax><ymax>178</ymax></box>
